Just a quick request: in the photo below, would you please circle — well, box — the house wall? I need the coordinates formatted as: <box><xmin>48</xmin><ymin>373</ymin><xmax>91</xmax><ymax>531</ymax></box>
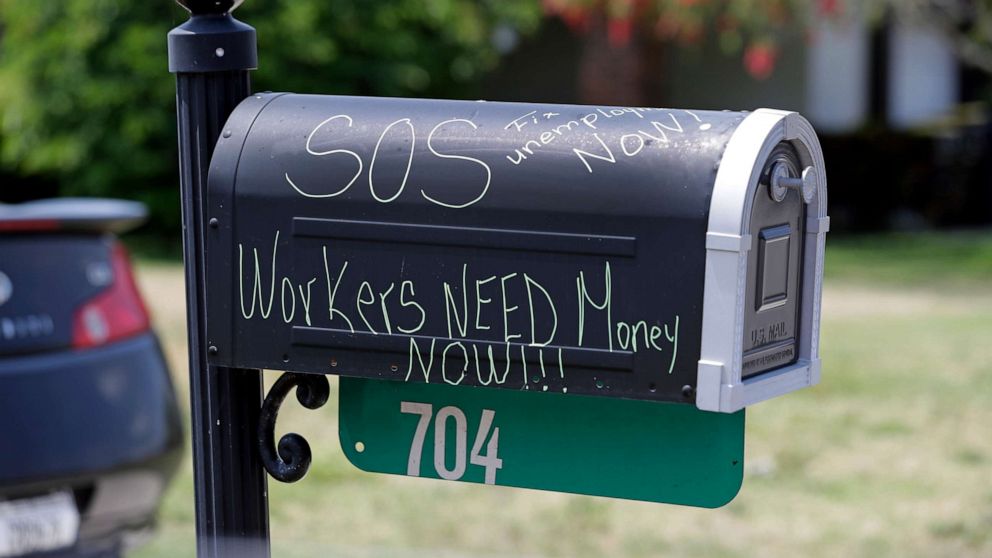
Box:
<box><xmin>888</xmin><ymin>21</ymin><xmax>959</xmax><ymax>129</ymax></box>
<box><xmin>807</xmin><ymin>17</ymin><xmax>871</xmax><ymax>133</ymax></box>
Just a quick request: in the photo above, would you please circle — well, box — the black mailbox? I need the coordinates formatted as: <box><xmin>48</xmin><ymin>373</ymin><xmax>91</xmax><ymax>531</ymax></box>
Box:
<box><xmin>205</xmin><ymin>93</ymin><xmax>828</xmax><ymax>412</ymax></box>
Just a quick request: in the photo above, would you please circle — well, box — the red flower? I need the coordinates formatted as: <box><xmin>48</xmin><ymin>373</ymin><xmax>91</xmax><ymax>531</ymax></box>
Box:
<box><xmin>818</xmin><ymin>0</ymin><xmax>842</xmax><ymax>16</ymax></box>
<box><xmin>744</xmin><ymin>42</ymin><xmax>778</xmax><ymax>80</ymax></box>
<box><xmin>608</xmin><ymin>17</ymin><xmax>633</xmax><ymax>46</ymax></box>
<box><xmin>680</xmin><ymin>20</ymin><xmax>703</xmax><ymax>45</ymax></box>
<box><xmin>564</xmin><ymin>9</ymin><xmax>592</xmax><ymax>31</ymax></box>
<box><xmin>655</xmin><ymin>14</ymin><xmax>680</xmax><ymax>39</ymax></box>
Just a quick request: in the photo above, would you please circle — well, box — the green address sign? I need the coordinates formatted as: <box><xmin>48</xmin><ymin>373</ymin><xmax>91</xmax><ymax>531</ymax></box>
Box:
<box><xmin>340</xmin><ymin>378</ymin><xmax>744</xmax><ymax>507</ymax></box>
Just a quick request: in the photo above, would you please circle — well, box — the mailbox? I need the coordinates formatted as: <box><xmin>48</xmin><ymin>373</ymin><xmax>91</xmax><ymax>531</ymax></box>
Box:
<box><xmin>206</xmin><ymin>93</ymin><xmax>828</xmax><ymax>413</ymax></box>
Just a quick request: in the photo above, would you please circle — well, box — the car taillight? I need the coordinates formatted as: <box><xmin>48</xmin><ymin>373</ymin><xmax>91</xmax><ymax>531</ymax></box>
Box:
<box><xmin>72</xmin><ymin>242</ymin><xmax>150</xmax><ymax>348</ymax></box>
<box><xmin>0</xmin><ymin>219</ymin><xmax>60</xmax><ymax>232</ymax></box>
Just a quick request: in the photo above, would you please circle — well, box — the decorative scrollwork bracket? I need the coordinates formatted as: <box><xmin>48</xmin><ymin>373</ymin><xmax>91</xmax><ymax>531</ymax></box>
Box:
<box><xmin>258</xmin><ymin>372</ymin><xmax>330</xmax><ymax>483</ymax></box>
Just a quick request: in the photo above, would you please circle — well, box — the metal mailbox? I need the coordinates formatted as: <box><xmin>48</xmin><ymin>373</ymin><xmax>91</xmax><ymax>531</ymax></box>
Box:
<box><xmin>205</xmin><ymin>93</ymin><xmax>828</xmax><ymax>413</ymax></box>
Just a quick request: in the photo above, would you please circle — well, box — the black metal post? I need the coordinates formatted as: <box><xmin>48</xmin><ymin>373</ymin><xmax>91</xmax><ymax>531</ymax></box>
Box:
<box><xmin>168</xmin><ymin>2</ymin><xmax>269</xmax><ymax>557</ymax></box>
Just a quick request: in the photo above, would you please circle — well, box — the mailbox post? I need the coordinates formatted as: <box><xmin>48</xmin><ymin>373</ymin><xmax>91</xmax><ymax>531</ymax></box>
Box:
<box><xmin>168</xmin><ymin>2</ymin><xmax>270</xmax><ymax>557</ymax></box>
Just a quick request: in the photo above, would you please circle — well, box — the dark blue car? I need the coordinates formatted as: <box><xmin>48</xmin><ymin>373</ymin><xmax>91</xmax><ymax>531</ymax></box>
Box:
<box><xmin>0</xmin><ymin>199</ymin><xmax>183</xmax><ymax>557</ymax></box>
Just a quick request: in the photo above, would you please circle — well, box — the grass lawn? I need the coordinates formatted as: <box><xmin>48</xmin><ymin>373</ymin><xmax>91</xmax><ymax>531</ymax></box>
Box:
<box><xmin>131</xmin><ymin>232</ymin><xmax>992</xmax><ymax>558</ymax></box>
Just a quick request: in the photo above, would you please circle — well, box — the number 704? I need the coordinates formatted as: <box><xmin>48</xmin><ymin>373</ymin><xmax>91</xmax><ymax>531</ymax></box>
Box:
<box><xmin>400</xmin><ymin>402</ymin><xmax>502</xmax><ymax>485</ymax></box>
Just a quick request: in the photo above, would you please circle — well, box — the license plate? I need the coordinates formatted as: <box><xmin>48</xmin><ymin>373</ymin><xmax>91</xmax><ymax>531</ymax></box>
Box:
<box><xmin>0</xmin><ymin>492</ymin><xmax>79</xmax><ymax>557</ymax></box>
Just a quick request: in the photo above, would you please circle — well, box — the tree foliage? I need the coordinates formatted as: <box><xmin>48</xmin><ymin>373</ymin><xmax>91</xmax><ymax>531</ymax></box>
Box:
<box><xmin>0</xmin><ymin>0</ymin><xmax>540</xmax><ymax>230</ymax></box>
<box><xmin>543</xmin><ymin>0</ymin><xmax>992</xmax><ymax>80</ymax></box>
<box><xmin>542</xmin><ymin>0</ymin><xmax>840</xmax><ymax>80</ymax></box>
<box><xmin>896</xmin><ymin>0</ymin><xmax>992</xmax><ymax>74</ymax></box>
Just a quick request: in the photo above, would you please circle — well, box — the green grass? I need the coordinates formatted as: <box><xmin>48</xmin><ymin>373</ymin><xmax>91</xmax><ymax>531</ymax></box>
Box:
<box><xmin>825</xmin><ymin>230</ymin><xmax>992</xmax><ymax>285</ymax></box>
<box><xmin>132</xmin><ymin>231</ymin><xmax>992</xmax><ymax>558</ymax></box>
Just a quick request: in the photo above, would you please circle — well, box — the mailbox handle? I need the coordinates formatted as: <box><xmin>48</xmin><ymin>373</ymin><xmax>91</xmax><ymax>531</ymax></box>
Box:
<box><xmin>770</xmin><ymin>162</ymin><xmax>817</xmax><ymax>204</ymax></box>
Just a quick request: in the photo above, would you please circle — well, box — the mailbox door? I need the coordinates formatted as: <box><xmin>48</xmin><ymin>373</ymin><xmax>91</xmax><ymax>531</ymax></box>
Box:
<box><xmin>742</xmin><ymin>143</ymin><xmax>805</xmax><ymax>378</ymax></box>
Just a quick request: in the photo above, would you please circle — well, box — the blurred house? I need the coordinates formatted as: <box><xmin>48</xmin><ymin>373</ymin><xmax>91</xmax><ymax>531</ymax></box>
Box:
<box><xmin>487</xmin><ymin>14</ymin><xmax>992</xmax><ymax>232</ymax></box>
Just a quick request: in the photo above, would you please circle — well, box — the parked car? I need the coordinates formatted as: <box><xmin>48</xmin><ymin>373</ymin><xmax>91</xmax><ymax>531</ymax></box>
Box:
<box><xmin>0</xmin><ymin>198</ymin><xmax>183</xmax><ymax>557</ymax></box>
